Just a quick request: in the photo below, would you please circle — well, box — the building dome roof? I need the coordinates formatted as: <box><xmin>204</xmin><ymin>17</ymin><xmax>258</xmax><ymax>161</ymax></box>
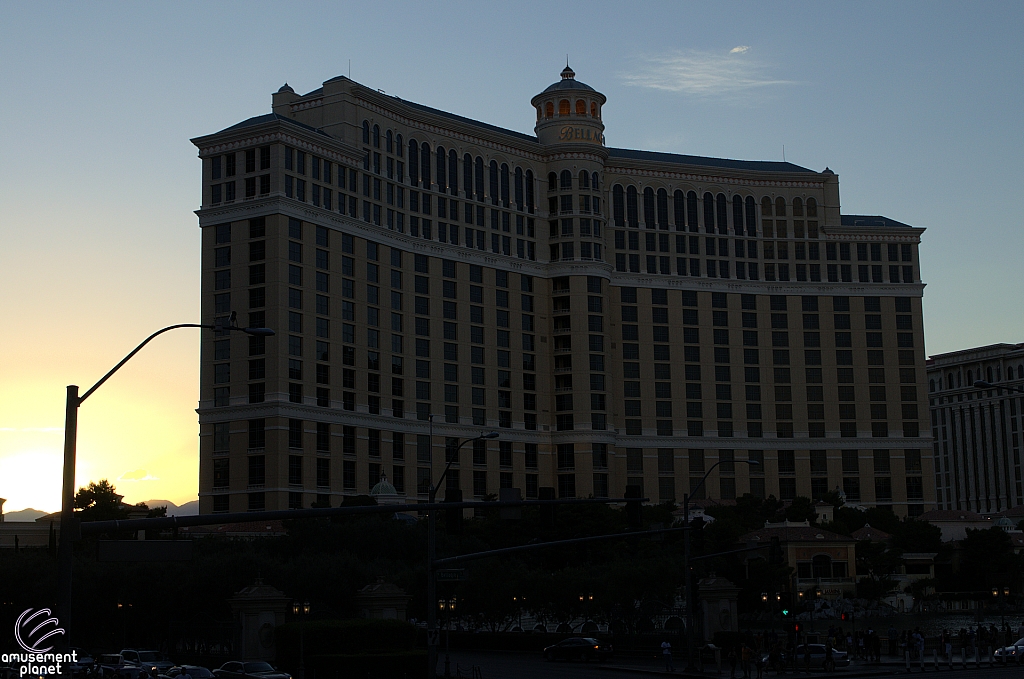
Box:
<box><xmin>542</xmin><ymin>64</ymin><xmax>596</xmax><ymax>93</ymax></box>
<box><xmin>369</xmin><ymin>474</ymin><xmax>397</xmax><ymax>497</ymax></box>
<box><xmin>278</xmin><ymin>83</ymin><xmax>294</xmax><ymax>93</ymax></box>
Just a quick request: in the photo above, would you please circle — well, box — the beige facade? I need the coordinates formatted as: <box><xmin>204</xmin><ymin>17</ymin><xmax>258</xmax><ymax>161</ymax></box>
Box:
<box><xmin>191</xmin><ymin>68</ymin><xmax>935</xmax><ymax>517</ymax></box>
<box><xmin>927</xmin><ymin>343</ymin><xmax>1024</xmax><ymax>513</ymax></box>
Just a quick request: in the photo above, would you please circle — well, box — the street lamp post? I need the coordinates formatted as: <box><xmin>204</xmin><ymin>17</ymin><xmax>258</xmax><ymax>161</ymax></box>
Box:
<box><xmin>992</xmin><ymin>587</ymin><xmax>1010</xmax><ymax>631</ymax></box>
<box><xmin>56</xmin><ymin>314</ymin><xmax>273</xmax><ymax>651</ymax></box>
<box><xmin>684</xmin><ymin>457</ymin><xmax>761</xmax><ymax>672</ymax></box>
<box><xmin>292</xmin><ymin>601</ymin><xmax>310</xmax><ymax>679</ymax></box>
<box><xmin>427</xmin><ymin>430</ymin><xmax>498</xmax><ymax>678</ymax></box>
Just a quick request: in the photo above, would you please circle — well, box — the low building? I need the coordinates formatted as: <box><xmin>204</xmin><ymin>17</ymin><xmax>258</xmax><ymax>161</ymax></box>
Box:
<box><xmin>740</xmin><ymin>520</ymin><xmax>858</xmax><ymax>597</ymax></box>
<box><xmin>917</xmin><ymin>508</ymin><xmax>991</xmax><ymax>542</ymax></box>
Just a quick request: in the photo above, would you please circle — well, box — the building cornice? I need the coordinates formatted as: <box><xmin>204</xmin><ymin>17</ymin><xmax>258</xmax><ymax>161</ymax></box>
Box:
<box><xmin>822</xmin><ymin>226</ymin><xmax>925</xmax><ymax>242</ymax></box>
<box><xmin>192</xmin><ymin>123</ymin><xmax>363</xmax><ymax>168</ymax></box>
<box><xmin>604</xmin><ymin>164</ymin><xmax>825</xmax><ymax>190</ymax></box>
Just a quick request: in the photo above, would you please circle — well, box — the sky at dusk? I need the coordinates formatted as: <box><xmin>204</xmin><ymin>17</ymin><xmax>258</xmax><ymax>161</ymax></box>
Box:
<box><xmin>1</xmin><ymin>1</ymin><xmax>1021</xmax><ymax>513</ymax></box>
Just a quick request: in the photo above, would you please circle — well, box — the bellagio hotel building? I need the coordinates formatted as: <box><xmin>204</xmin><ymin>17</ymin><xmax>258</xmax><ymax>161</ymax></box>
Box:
<box><xmin>192</xmin><ymin>67</ymin><xmax>935</xmax><ymax>517</ymax></box>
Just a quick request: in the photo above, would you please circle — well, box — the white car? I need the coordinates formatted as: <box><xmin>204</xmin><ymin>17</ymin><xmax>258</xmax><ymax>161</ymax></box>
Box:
<box><xmin>994</xmin><ymin>638</ymin><xmax>1024</xmax><ymax>660</ymax></box>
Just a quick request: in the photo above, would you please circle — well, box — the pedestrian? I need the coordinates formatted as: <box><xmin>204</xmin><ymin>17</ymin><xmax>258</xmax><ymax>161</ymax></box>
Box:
<box><xmin>179</xmin><ymin>668</ymin><xmax>192</xmax><ymax>679</ymax></box>
<box><xmin>943</xmin><ymin>629</ymin><xmax>952</xmax><ymax>659</ymax></box>
<box><xmin>1017</xmin><ymin>622</ymin><xmax>1024</xmax><ymax>642</ymax></box>
<box><xmin>888</xmin><ymin>624</ymin><xmax>898</xmax><ymax>657</ymax></box>
<box><xmin>729</xmin><ymin>646</ymin><xmax>738</xmax><ymax>678</ymax></box>
<box><xmin>824</xmin><ymin>643</ymin><xmax>834</xmax><ymax>673</ymax></box>
<box><xmin>662</xmin><ymin>639</ymin><xmax>675</xmax><ymax>672</ymax></box>
<box><xmin>803</xmin><ymin>643</ymin><xmax>812</xmax><ymax>674</ymax></box>
<box><xmin>742</xmin><ymin>643</ymin><xmax>753</xmax><ymax>679</ymax></box>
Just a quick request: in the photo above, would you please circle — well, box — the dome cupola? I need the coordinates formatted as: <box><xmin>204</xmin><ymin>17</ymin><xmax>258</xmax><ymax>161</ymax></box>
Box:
<box><xmin>531</xmin><ymin>64</ymin><xmax>606</xmax><ymax>147</ymax></box>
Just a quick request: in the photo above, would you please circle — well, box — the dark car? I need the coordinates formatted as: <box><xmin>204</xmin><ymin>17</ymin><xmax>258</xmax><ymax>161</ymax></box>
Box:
<box><xmin>214</xmin><ymin>662</ymin><xmax>291</xmax><ymax>679</ymax></box>
<box><xmin>995</xmin><ymin>638</ymin><xmax>1024</xmax><ymax>660</ymax></box>
<box><xmin>121</xmin><ymin>651</ymin><xmax>175</xmax><ymax>676</ymax></box>
<box><xmin>160</xmin><ymin>667</ymin><xmax>215</xmax><ymax>679</ymax></box>
<box><xmin>96</xmin><ymin>654</ymin><xmax>143</xmax><ymax>679</ymax></box>
<box><xmin>542</xmin><ymin>637</ymin><xmax>613</xmax><ymax>662</ymax></box>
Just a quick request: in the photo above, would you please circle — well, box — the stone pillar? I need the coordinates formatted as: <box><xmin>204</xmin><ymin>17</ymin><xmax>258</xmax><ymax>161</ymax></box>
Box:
<box><xmin>228</xmin><ymin>580</ymin><xmax>291</xmax><ymax>661</ymax></box>
<box><xmin>698</xmin><ymin>574</ymin><xmax>742</xmax><ymax>642</ymax></box>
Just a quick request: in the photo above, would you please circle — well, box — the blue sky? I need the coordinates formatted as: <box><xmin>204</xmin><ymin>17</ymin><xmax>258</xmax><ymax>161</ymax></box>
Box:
<box><xmin>1</xmin><ymin>1</ymin><xmax>1021</xmax><ymax>511</ymax></box>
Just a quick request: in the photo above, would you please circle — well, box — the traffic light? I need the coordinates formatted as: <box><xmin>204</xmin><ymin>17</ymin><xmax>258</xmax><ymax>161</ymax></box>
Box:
<box><xmin>769</xmin><ymin>536</ymin><xmax>782</xmax><ymax>565</ymax></box>
<box><xmin>793</xmin><ymin>623</ymin><xmax>801</xmax><ymax>633</ymax></box>
<box><xmin>444</xmin><ymin>488</ymin><xmax>463</xmax><ymax>535</ymax></box>
<box><xmin>625</xmin><ymin>485</ymin><xmax>642</xmax><ymax>529</ymax></box>
<box><xmin>841</xmin><ymin>613</ymin><xmax>848</xmax><ymax>622</ymax></box>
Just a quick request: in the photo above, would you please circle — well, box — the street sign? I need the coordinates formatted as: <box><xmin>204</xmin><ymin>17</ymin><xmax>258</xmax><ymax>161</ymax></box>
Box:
<box><xmin>436</xmin><ymin>568</ymin><xmax>466</xmax><ymax>582</ymax></box>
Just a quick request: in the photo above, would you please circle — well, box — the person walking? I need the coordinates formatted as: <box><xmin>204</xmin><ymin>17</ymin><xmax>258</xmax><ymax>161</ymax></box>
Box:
<box><xmin>741</xmin><ymin>643</ymin><xmax>753</xmax><ymax>679</ymax></box>
<box><xmin>662</xmin><ymin>639</ymin><xmax>675</xmax><ymax>673</ymax></box>
<box><xmin>824</xmin><ymin>643</ymin><xmax>835</xmax><ymax>673</ymax></box>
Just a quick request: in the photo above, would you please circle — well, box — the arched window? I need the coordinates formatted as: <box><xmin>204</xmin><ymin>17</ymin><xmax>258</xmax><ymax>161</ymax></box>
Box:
<box><xmin>475</xmin><ymin>156</ymin><xmax>485</xmax><ymax>202</ymax></box>
<box><xmin>559</xmin><ymin>99</ymin><xmax>570</xmax><ymax>115</ymax></box>
<box><xmin>591</xmin><ymin>102</ymin><xmax>598</xmax><ymax>118</ymax></box>
<box><xmin>500</xmin><ymin>163</ymin><xmax>510</xmax><ymax>208</ymax></box>
<box><xmin>761</xmin><ymin>196</ymin><xmax>773</xmax><ymax>216</ymax></box>
<box><xmin>987</xmin><ymin>367</ymin><xmax>993</xmax><ymax>383</ymax></box>
<box><xmin>514</xmin><ymin>167</ymin><xmax>524</xmax><ymax>210</ymax></box>
<box><xmin>703</xmin><ymin>192</ymin><xmax>715</xmax><ymax>232</ymax></box>
<box><xmin>929</xmin><ymin>379</ymin><xmax>935</xmax><ymax>393</ymax></box>
<box><xmin>545</xmin><ymin>101</ymin><xmax>554</xmax><ymax>118</ymax></box>
<box><xmin>591</xmin><ymin>172</ymin><xmax>599</xmax><ymax>190</ymax></box>
<box><xmin>489</xmin><ymin>160</ymin><xmax>499</xmax><ymax>205</ymax></box>
<box><xmin>775</xmin><ymin>197</ymin><xmax>787</xmax><ymax>216</ymax></box>
<box><xmin>396</xmin><ymin>134</ymin><xmax>403</xmax><ymax>157</ymax></box>
<box><xmin>1019</xmin><ymin>363</ymin><xmax>1024</xmax><ymax>378</ymax></box>
<box><xmin>807</xmin><ymin>197</ymin><xmax>818</xmax><ymax>217</ymax></box>
<box><xmin>673</xmin><ymin>190</ymin><xmax>686</xmax><ymax>231</ymax></box>
<box><xmin>745</xmin><ymin>196</ymin><xmax>757</xmax><ymax>236</ymax></box>
<box><xmin>947</xmin><ymin>373</ymin><xmax>953</xmax><ymax>389</ymax></box>
<box><xmin>687</xmin><ymin>191</ymin><xmax>699</xmax><ymax>232</ymax></box>
<box><xmin>732</xmin><ymin>195</ymin><xmax>744</xmax><ymax>233</ymax></box>
<box><xmin>408</xmin><ymin>139</ymin><xmax>419</xmax><ymax>185</ymax></box>
<box><xmin>548</xmin><ymin>172</ymin><xmax>557</xmax><ymax>191</ymax></box>
<box><xmin>435</xmin><ymin>146</ymin><xmax>447</xmax><ymax>193</ymax></box>
<box><xmin>657</xmin><ymin>188</ymin><xmax>669</xmax><ymax>229</ymax></box>
<box><xmin>463</xmin><ymin>154</ymin><xmax>473</xmax><ymax>199</ymax></box>
<box><xmin>792</xmin><ymin>197</ymin><xmax>804</xmax><ymax>216</ymax></box>
<box><xmin>362</xmin><ymin>120</ymin><xmax>370</xmax><ymax>144</ymax></box>
<box><xmin>626</xmin><ymin>186</ymin><xmax>639</xmax><ymax>228</ymax></box>
<box><xmin>575</xmin><ymin>99</ymin><xmax>586</xmax><ymax>115</ymax></box>
<box><xmin>643</xmin><ymin>187</ymin><xmax>655</xmax><ymax>228</ymax></box>
<box><xmin>716</xmin><ymin>193</ymin><xmax>728</xmax><ymax>234</ymax></box>
<box><xmin>613</xmin><ymin>185</ymin><xmax>625</xmax><ymax>227</ymax></box>
<box><xmin>420</xmin><ymin>142</ymin><xmax>431</xmax><ymax>189</ymax></box>
<box><xmin>385</xmin><ymin>130</ymin><xmax>393</xmax><ymax>153</ymax></box>
<box><xmin>579</xmin><ymin>170</ymin><xmax>590</xmax><ymax>189</ymax></box>
<box><xmin>372</xmin><ymin>124</ymin><xmax>380</xmax><ymax>148</ymax></box>
<box><xmin>560</xmin><ymin>170</ymin><xmax>572</xmax><ymax>190</ymax></box>
<box><xmin>449</xmin><ymin>149</ymin><xmax>458</xmax><ymax>196</ymax></box>
<box><xmin>525</xmin><ymin>170</ymin><xmax>535</xmax><ymax>213</ymax></box>
<box><xmin>1007</xmin><ymin>367</ymin><xmax>1014</xmax><ymax>380</ymax></box>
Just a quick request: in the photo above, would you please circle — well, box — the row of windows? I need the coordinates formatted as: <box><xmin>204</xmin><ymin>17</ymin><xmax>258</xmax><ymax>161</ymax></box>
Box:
<box><xmin>612</xmin><ymin>189</ymin><xmax>819</xmax><ymax>235</ymax></box>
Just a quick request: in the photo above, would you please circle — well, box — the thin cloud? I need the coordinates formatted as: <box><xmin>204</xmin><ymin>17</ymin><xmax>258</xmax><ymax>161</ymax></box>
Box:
<box><xmin>118</xmin><ymin>469</ymin><xmax>159</xmax><ymax>482</ymax></box>
<box><xmin>620</xmin><ymin>48</ymin><xmax>794</xmax><ymax>97</ymax></box>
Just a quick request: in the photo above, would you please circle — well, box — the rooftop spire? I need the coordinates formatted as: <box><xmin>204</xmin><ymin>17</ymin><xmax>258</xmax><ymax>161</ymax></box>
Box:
<box><xmin>561</xmin><ymin>63</ymin><xmax>575</xmax><ymax>80</ymax></box>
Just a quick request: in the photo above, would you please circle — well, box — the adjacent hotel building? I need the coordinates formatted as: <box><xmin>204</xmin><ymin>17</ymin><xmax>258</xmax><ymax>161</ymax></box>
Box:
<box><xmin>191</xmin><ymin>67</ymin><xmax>934</xmax><ymax>516</ymax></box>
<box><xmin>927</xmin><ymin>343</ymin><xmax>1024</xmax><ymax>513</ymax></box>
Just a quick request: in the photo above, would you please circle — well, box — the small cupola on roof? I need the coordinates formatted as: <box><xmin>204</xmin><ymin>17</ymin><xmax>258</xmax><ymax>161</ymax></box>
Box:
<box><xmin>531</xmin><ymin>64</ymin><xmax>607</xmax><ymax>147</ymax></box>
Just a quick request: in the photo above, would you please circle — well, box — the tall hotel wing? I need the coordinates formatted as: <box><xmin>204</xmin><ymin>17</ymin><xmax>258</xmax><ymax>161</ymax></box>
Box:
<box><xmin>191</xmin><ymin>68</ymin><xmax>933</xmax><ymax>517</ymax></box>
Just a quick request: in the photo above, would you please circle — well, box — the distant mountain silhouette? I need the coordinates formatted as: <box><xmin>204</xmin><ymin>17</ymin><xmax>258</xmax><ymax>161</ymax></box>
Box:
<box><xmin>3</xmin><ymin>508</ymin><xmax>48</xmax><ymax>522</ymax></box>
<box><xmin>142</xmin><ymin>499</ymin><xmax>199</xmax><ymax>516</ymax></box>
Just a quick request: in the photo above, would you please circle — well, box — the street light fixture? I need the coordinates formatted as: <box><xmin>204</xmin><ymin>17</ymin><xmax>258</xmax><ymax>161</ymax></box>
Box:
<box><xmin>427</xmin><ymin>430</ymin><xmax>498</xmax><ymax>678</ymax></box>
<box><xmin>56</xmin><ymin>313</ymin><xmax>273</xmax><ymax>649</ymax></box>
<box><xmin>683</xmin><ymin>457</ymin><xmax>761</xmax><ymax>671</ymax></box>
<box><xmin>292</xmin><ymin>601</ymin><xmax>311</xmax><ymax>679</ymax></box>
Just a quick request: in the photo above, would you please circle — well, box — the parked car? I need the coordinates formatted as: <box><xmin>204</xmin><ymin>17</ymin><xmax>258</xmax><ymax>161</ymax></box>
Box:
<box><xmin>159</xmin><ymin>666</ymin><xmax>214</xmax><ymax>679</ymax></box>
<box><xmin>96</xmin><ymin>654</ymin><xmax>142</xmax><ymax>679</ymax></box>
<box><xmin>120</xmin><ymin>651</ymin><xmax>175</xmax><ymax>676</ymax></box>
<box><xmin>69</xmin><ymin>649</ymin><xmax>96</xmax><ymax>677</ymax></box>
<box><xmin>995</xmin><ymin>638</ymin><xmax>1024</xmax><ymax>660</ymax></box>
<box><xmin>789</xmin><ymin>645</ymin><xmax>851</xmax><ymax>669</ymax></box>
<box><xmin>213</xmin><ymin>662</ymin><xmax>291</xmax><ymax>679</ymax></box>
<box><xmin>542</xmin><ymin>637</ymin><xmax>613</xmax><ymax>662</ymax></box>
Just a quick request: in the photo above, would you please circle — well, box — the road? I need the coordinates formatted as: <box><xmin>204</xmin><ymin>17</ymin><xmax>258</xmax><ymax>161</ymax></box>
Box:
<box><xmin>438</xmin><ymin>651</ymin><xmax>1024</xmax><ymax>679</ymax></box>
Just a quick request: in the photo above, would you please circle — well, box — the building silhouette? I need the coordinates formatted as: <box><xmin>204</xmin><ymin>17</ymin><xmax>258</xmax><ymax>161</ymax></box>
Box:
<box><xmin>191</xmin><ymin>67</ymin><xmax>933</xmax><ymax>516</ymax></box>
